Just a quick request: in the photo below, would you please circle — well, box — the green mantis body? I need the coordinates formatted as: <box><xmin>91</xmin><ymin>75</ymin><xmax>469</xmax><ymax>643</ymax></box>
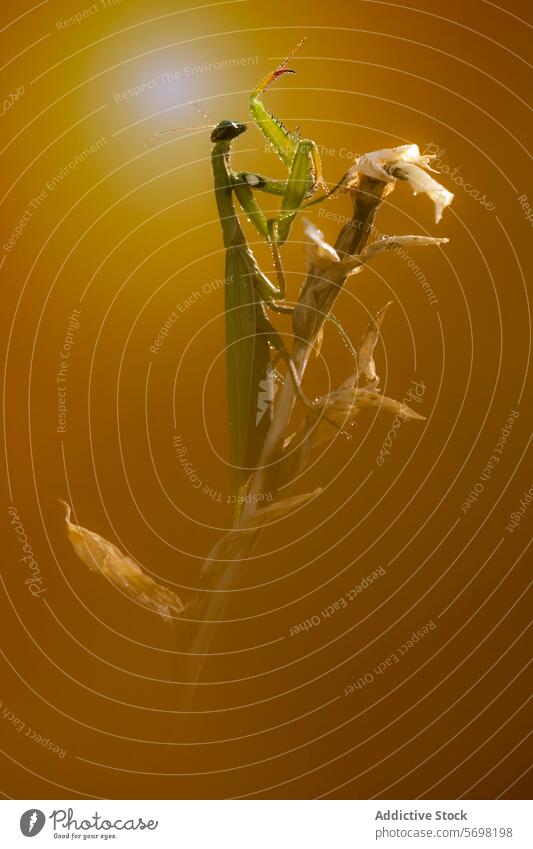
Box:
<box><xmin>210</xmin><ymin>120</ymin><xmax>282</xmax><ymax>500</ymax></box>
<box><xmin>210</xmin><ymin>44</ymin><xmax>333</xmax><ymax>504</ymax></box>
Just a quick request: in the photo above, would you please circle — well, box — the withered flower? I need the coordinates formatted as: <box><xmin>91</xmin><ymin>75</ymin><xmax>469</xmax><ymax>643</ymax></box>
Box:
<box><xmin>350</xmin><ymin>144</ymin><xmax>454</xmax><ymax>223</ymax></box>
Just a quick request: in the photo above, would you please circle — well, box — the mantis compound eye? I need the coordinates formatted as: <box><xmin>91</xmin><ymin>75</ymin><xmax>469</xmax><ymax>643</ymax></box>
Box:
<box><xmin>211</xmin><ymin>120</ymin><xmax>247</xmax><ymax>142</ymax></box>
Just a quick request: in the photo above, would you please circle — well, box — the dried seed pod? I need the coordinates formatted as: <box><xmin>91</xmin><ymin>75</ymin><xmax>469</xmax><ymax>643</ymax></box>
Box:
<box><xmin>60</xmin><ymin>501</ymin><xmax>184</xmax><ymax>620</ymax></box>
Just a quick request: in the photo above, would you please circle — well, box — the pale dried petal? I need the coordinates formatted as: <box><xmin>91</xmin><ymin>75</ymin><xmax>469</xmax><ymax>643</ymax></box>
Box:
<box><xmin>392</xmin><ymin>162</ymin><xmax>454</xmax><ymax>223</ymax></box>
<box><xmin>303</xmin><ymin>219</ymin><xmax>340</xmax><ymax>268</ymax></box>
<box><xmin>302</xmin><ymin>219</ymin><xmax>365</xmax><ymax>283</ymax></box>
<box><xmin>353</xmin><ymin>144</ymin><xmax>414</xmax><ymax>181</ymax></box>
<box><xmin>60</xmin><ymin>501</ymin><xmax>184</xmax><ymax>620</ymax></box>
<box><xmin>352</xmin><ymin>144</ymin><xmax>437</xmax><ymax>181</ymax></box>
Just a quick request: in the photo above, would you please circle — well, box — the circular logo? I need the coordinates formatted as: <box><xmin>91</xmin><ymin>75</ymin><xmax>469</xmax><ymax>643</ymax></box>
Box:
<box><xmin>20</xmin><ymin>810</ymin><xmax>46</xmax><ymax>837</ymax></box>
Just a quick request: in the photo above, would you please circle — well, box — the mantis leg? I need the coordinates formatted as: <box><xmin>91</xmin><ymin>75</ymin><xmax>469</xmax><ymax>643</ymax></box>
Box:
<box><xmin>233</xmin><ymin>170</ymin><xmax>287</xmax><ymax>196</ymax></box>
<box><xmin>231</xmin><ymin>177</ymin><xmax>357</xmax><ymax>361</ymax></box>
<box><xmin>232</xmin><ymin>177</ymin><xmax>288</xmax><ymax>300</ymax></box>
<box><xmin>256</xmin><ymin>306</ymin><xmax>315</xmax><ymax>410</ymax></box>
<box><xmin>232</xmin><ymin>145</ymin><xmax>320</xmax><ymax>298</ymax></box>
<box><xmin>232</xmin><ymin>174</ymin><xmax>310</xmax><ymax>311</ymax></box>
<box><xmin>249</xmin><ymin>41</ymin><xmax>303</xmax><ymax>167</ymax></box>
<box><xmin>250</xmin><ymin>37</ymin><xmax>327</xmax><ymax>194</ymax></box>
<box><xmin>256</xmin><ymin>306</ymin><xmax>345</xmax><ymax>433</ymax></box>
<box><xmin>273</xmin><ymin>139</ymin><xmax>320</xmax><ymax>246</ymax></box>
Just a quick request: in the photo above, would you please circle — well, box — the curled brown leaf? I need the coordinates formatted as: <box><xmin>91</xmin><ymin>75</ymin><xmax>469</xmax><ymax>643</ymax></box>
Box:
<box><xmin>60</xmin><ymin>500</ymin><xmax>184</xmax><ymax>620</ymax></box>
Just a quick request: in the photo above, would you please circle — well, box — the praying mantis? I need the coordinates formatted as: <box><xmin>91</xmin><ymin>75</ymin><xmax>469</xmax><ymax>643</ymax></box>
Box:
<box><xmin>210</xmin><ymin>40</ymin><xmax>358</xmax><ymax>506</ymax></box>
<box><xmin>211</xmin><ymin>43</ymin><xmax>325</xmax><ymax>497</ymax></box>
<box><xmin>156</xmin><ymin>40</ymin><xmax>350</xmax><ymax>508</ymax></box>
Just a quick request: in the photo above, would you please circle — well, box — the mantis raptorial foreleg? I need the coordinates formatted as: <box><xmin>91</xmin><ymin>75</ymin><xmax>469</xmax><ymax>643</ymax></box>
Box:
<box><xmin>249</xmin><ymin>38</ymin><xmax>328</xmax><ymax>230</ymax></box>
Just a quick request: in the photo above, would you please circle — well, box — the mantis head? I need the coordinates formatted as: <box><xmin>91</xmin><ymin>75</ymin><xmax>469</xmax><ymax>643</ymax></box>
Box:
<box><xmin>211</xmin><ymin>120</ymin><xmax>247</xmax><ymax>142</ymax></box>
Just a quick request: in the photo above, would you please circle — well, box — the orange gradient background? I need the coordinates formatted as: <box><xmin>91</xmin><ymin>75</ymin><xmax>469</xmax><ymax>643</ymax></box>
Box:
<box><xmin>1</xmin><ymin>0</ymin><xmax>531</xmax><ymax>799</ymax></box>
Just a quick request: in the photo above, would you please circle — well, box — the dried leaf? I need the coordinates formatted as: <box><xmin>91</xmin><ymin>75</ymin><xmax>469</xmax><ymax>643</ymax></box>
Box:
<box><xmin>300</xmin><ymin>377</ymin><xmax>424</xmax><ymax>456</ymax></box>
<box><xmin>358</xmin><ymin>302</ymin><xmax>393</xmax><ymax>382</ymax></box>
<box><xmin>302</xmin><ymin>219</ymin><xmax>364</xmax><ymax>282</ymax></box>
<box><xmin>362</xmin><ymin>235</ymin><xmax>449</xmax><ymax>259</ymax></box>
<box><xmin>60</xmin><ymin>501</ymin><xmax>184</xmax><ymax>620</ymax></box>
<box><xmin>353</xmin><ymin>388</ymin><xmax>425</xmax><ymax>420</ymax></box>
<box><xmin>314</xmin><ymin>325</ymin><xmax>324</xmax><ymax>357</ymax></box>
<box><xmin>301</xmin><ymin>374</ymin><xmax>360</xmax><ymax>450</ymax></box>
<box><xmin>240</xmin><ymin>488</ymin><xmax>322</xmax><ymax>527</ymax></box>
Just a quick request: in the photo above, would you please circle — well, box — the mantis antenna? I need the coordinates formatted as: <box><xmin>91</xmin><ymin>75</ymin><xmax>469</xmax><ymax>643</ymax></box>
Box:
<box><xmin>144</xmin><ymin>123</ymin><xmax>217</xmax><ymax>146</ymax></box>
<box><xmin>145</xmin><ymin>100</ymin><xmax>218</xmax><ymax>146</ymax></box>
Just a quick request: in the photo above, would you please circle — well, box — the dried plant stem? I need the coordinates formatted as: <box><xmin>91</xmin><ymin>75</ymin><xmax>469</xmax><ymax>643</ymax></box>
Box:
<box><xmin>177</xmin><ymin>527</ymin><xmax>260</xmax><ymax>709</ymax></box>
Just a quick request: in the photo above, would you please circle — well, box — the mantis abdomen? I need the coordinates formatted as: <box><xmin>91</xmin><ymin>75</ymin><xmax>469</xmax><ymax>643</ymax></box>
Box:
<box><xmin>212</xmin><ymin>140</ymin><xmax>274</xmax><ymax>497</ymax></box>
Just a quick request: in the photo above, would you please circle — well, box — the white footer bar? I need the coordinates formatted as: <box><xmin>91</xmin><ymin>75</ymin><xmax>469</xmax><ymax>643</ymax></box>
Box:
<box><xmin>1</xmin><ymin>799</ymin><xmax>530</xmax><ymax>848</ymax></box>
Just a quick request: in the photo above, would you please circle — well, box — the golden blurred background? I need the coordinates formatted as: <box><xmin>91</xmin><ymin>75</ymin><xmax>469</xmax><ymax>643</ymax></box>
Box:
<box><xmin>1</xmin><ymin>0</ymin><xmax>531</xmax><ymax>799</ymax></box>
